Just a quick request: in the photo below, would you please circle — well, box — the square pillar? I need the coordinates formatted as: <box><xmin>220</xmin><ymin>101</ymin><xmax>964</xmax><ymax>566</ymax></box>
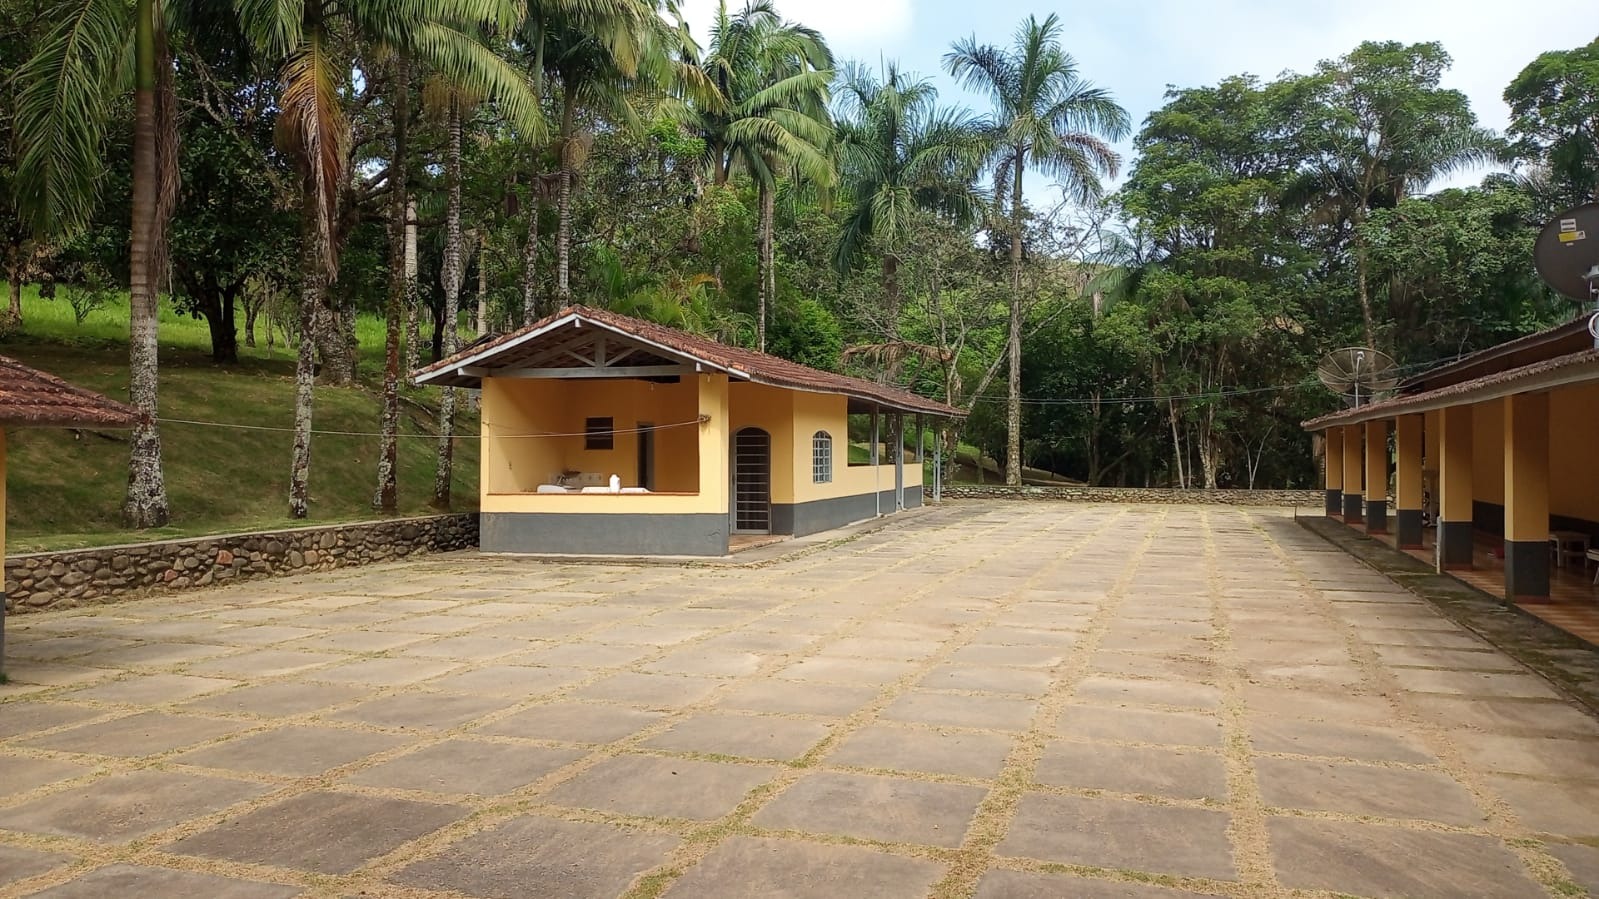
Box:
<box><xmin>1323</xmin><ymin>429</ymin><xmax>1344</xmax><ymax>517</ymax></box>
<box><xmin>1394</xmin><ymin>414</ymin><xmax>1424</xmax><ymax>548</ymax></box>
<box><xmin>1364</xmin><ymin>419</ymin><xmax>1390</xmax><ymax>535</ymax></box>
<box><xmin>1504</xmin><ymin>392</ymin><xmax>1550</xmax><ymax>602</ymax></box>
<box><xmin>1437</xmin><ymin>405</ymin><xmax>1474</xmax><ymax>570</ymax></box>
<box><xmin>1342</xmin><ymin>425</ymin><xmax>1364</xmax><ymax>524</ymax></box>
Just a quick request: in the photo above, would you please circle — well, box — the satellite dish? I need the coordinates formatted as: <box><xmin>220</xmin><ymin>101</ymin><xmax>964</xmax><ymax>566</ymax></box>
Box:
<box><xmin>1534</xmin><ymin>203</ymin><xmax>1599</xmax><ymax>301</ymax></box>
<box><xmin>1318</xmin><ymin>347</ymin><xmax>1401</xmax><ymax>407</ymax></box>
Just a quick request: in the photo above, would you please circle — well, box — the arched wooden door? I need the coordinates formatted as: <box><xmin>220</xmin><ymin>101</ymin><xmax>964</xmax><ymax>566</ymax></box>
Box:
<box><xmin>732</xmin><ymin>427</ymin><xmax>772</xmax><ymax>534</ymax></box>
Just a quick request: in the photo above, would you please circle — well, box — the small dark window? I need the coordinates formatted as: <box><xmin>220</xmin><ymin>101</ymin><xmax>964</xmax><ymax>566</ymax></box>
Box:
<box><xmin>585</xmin><ymin>417</ymin><xmax>614</xmax><ymax>450</ymax></box>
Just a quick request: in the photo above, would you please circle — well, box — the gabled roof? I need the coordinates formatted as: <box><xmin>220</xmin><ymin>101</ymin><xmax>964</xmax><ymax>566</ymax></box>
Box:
<box><xmin>1303</xmin><ymin>348</ymin><xmax>1599</xmax><ymax>431</ymax></box>
<box><xmin>1398</xmin><ymin>314</ymin><xmax>1595</xmax><ymax>393</ymax></box>
<box><xmin>0</xmin><ymin>356</ymin><xmax>138</xmax><ymax>429</ymax></box>
<box><xmin>414</xmin><ymin>306</ymin><xmax>965</xmax><ymax>417</ymax></box>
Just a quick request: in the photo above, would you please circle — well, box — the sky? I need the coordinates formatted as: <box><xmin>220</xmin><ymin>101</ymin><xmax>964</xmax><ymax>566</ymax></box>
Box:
<box><xmin>677</xmin><ymin>0</ymin><xmax>1599</xmax><ymax>197</ymax></box>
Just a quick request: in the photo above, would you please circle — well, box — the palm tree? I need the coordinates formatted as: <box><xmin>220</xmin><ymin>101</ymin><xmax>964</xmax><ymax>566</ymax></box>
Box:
<box><xmin>945</xmin><ymin>13</ymin><xmax>1129</xmax><ymax>486</ymax></box>
<box><xmin>689</xmin><ymin>0</ymin><xmax>833</xmax><ymax>351</ymax></box>
<box><xmin>15</xmin><ymin>0</ymin><xmax>179</xmax><ymax>528</ymax></box>
<box><xmin>833</xmin><ymin>61</ymin><xmax>985</xmax><ymax>358</ymax></box>
<box><xmin>231</xmin><ymin>0</ymin><xmax>542</xmax><ymax>518</ymax></box>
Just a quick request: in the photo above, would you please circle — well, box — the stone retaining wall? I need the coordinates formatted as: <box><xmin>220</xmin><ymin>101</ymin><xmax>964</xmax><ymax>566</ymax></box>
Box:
<box><xmin>939</xmin><ymin>486</ymin><xmax>1323</xmax><ymax>506</ymax></box>
<box><xmin>5</xmin><ymin>514</ymin><xmax>479</xmax><ymax>614</ymax></box>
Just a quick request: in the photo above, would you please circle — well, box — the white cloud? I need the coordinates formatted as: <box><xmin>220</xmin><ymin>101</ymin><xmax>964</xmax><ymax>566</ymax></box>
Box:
<box><xmin>675</xmin><ymin>0</ymin><xmax>914</xmax><ymax>55</ymax></box>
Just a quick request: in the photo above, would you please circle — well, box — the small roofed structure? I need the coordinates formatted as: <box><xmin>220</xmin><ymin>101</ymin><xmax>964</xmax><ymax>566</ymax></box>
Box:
<box><xmin>0</xmin><ymin>356</ymin><xmax>138</xmax><ymax>676</ymax></box>
<box><xmin>417</xmin><ymin>306</ymin><xmax>963</xmax><ymax>557</ymax></box>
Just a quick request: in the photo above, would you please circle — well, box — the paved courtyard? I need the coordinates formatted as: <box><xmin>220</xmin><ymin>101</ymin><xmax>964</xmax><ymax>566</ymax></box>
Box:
<box><xmin>1</xmin><ymin>502</ymin><xmax>1597</xmax><ymax>899</ymax></box>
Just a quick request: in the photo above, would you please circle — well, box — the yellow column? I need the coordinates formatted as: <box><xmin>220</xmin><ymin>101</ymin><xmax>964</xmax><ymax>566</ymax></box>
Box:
<box><xmin>1394</xmin><ymin>414</ymin><xmax>1424</xmax><ymax>548</ymax></box>
<box><xmin>697</xmin><ymin>374</ymin><xmax>730</xmax><ymax>517</ymax></box>
<box><xmin>1504</xmin><ymin>393</ymin><xmax>1550</xmax><ymax>600</ymax></box>
<box><xmin>1342</xmin><ymin>424</ymin><xmax>1364</xmax><ymax>524</ymax></box>
<box><xmin>1365</xmin><ymin>419</ymin><xmax>1390</xmax><ymax>534</ymax></box>
<box><xmin>1437</xmin><ymin>404</ymin><xmax>1474</xmax><ymax>569</ymax></box>
<box><xmin>1323</xmin><ymin>428</ymin><xmax>1344</xmax><ymax>517</ymax></box>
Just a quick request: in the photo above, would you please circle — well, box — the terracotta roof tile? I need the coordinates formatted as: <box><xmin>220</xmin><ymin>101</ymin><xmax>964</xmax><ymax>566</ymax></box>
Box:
<box><xmin>1303</xmin><ymin>348</ymin><xmax>1599</xmax><ymax>430</ymax></box>
<box><xmin>0</xmin><ymin>356</ymin><xmax>138</xmax><ymax>429</ymax></box>
<box><xmin>415</xmin><ymin>305</ymin><xmax>964</xmax><ymax>417</ymax></box>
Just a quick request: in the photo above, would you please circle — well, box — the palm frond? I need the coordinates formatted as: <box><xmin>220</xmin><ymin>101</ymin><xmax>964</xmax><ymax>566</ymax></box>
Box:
<box><xmin>13</xmin><ymin>0</ymin><xmax>134</xmax><ymax>238</ymax></box>
<box><xmin>275</xmin><ymin>32</ymin><xmax>348</xmax><ymax>278</ymax></box>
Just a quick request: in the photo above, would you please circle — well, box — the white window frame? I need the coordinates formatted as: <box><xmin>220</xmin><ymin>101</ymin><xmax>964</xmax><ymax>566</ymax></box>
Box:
<box><xmin>812</xmin><ymin>431</ymin><xmax>833</xmax><ymax>484</ymax></box>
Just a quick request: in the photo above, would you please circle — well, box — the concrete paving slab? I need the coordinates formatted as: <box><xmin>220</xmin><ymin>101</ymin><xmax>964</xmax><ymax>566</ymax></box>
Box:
<box><xmin>167</xmin><ymin>790</ymin><xmax>466</xmax><ymax>874</ymax></box>
<box><xmin>1074</xmin><ymin>675</ymin><xmax>1222</xmax><ymax>710</ymax></box>
<box><xmin>330</xmin><ymin>691</ymin><xmax>519</xmax><ymax>731</ymax></box>
<box><xmin>0</xmin><ymin>703</ymin><xmax>102</xmax><ymax>738</ymax></box>
<box><xmin>750</xmin><ymin>772</ymin><xmax>985</xmax><ymax>847</ymax></box>
<box><xmin>0</xmin><ymin>844</ymin><xmax>74</xmax><ymax>887</ymax></box>
<box><xmin>916</xmin><ymin>664</ymin><xmax>1052</xmax><ymax>697</ymax></box>
<box><xmin>307</xmin><ymin>657</ymin><xmax>461</xmax><ymax>686</ymax></box>
<box><xmin>1267</xmin><ymin>816</ymin><xmax>1541</xmax><ymax>897</ymax></box>
<box><xmin>1455</xmin><ymin>732</ymin><xmax>1599</xmax><ymax>780</ymax></box>
<box><xmin>17</xmin><ymin>710</ymin><xmax>248</xmax><ymax>757</ymax></box>
<box><xmin>826</xmin><ymin>723</ymin><xmax>1014</xmax><ymax>778</ymax></box>
<box><xmin>641</xmin><ymin>713</ymin><xmax>832</xmax><ymax>761</ymax></box>
<box><xmin>543</xmin><ymin>754</ymin><xmax>777</xmax><ymax>820</ymax></box>
<box><xmin>391</xmin><ymin>814</ymin><xmax>679</xmax><ymax>899</ymax></box>
<box><xmin>1255</xmin><ymin>756</ymin><xmax>1485</xmax><ymax>825</ymax></box>
<box><xmin>181</xmin><ymin>681</ymin><xmax>371</xmax><ymax>717</ymax></box>
<box><xmin>174</xmin><ymin>725</ymin><xmax>410</xmax><ymax>776</ymax></box>
<box><xmin>473</xmin><ymin>701</ymin><xmax>666</xmax><ymax>743</ymax></box>
<box><xmin>1035</xmin><ymin>741</ymin><xmax>1228</xmax><ymax>801</ymax></box>
<box><xmin>426</xmin><ymin>664</ymin><xmax>588</xmax><ymax>696</ymax></box>
<box><xmin>1237</xmin><ymin>684</ymin><xmax>1397</xmax><ymax>723</ymax></box>
<box><xmin>0</xmin><ymin>754</ymin><xmax>97</xmax><ymax>798</ymax></box>
<box><xmin>1390</xmin><ymin>667</ymin><xmax>1564</xmax><ymax>699</ymax></box>
<box><xmin>664</xmin><ymin>835</ymin><xmax>944</xmax><ymax>898</ymax></box>
<box><xmin>67</xmin><ymin>673</ymin><xmax>239</xmax><ymax>704</ymax></box>
<box><xmin>777</xmin><ymin>657</ymin><xmax>918</xmax><ymax>686</ymax></box>
<box><xmin>879</xmin><ymin>691</ymin><xmax>1039</xmax><ymax>731</ymax></box>
<box><xmin>998</xmin><ymin>792</ymin><xmax>1235</xmax><ymax>881</ymax></box>
<box><xmin>511</xmin><ymin>641</ymin><xmax>656</xmax><ymax>669</ymax></box>
<box><xmin>714</xmin><ymin>680</ymin><xmax>880</xmax><ymax>717</ymax></box>
<box><xmin>344</xmin><ymin>739</ymin><xmax>584</xmax><ymax>795</ymax></box>
<box><xmin>1483</xmin><ymin>774</ymin><xmax>1599</xmax><ymax>837</ymax></box>
<box><xmin>1055</xmin><ymin>704</ymin><xmax>1223</xmax><ymax>748</ymax></box>
<box><xmin>570</xmin><ymin>672</ymin><xmax>724</xmax><ymax>707</ymax></box>
<box><xmin>0</xmin><ymin>769</ymin><xmax>268</xmax><ymax>842</ymax></box>
<box><xmin>642</xmin><ymin>648</ymin><xmax>765</xmax><ymax>676</ymax></box>
<box><xmin>1248</xmin><ymin>717</ymin><xmax>1437</xmax><ymax>764</ymax></box>
<box><xmin>1549</xmin><ymin>842</ymin><xmax>1599</xmax><ymax>895</ymax></box>
<box><xmin>1407</xmin><ymin>695</ymin><xmax>1599</xmax><ymax>736</ymax></box>
<box><xmin>27</xmin><ymin>864</ymin><xmax>300</xmax><ymax>898</ymax></box>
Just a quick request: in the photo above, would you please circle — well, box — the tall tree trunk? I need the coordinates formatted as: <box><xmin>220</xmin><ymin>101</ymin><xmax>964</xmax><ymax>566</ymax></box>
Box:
<box><xmin>375</xmin><ymin>52</ymin><xmax>408</xmax><ymax>515</ymax></box>
<box><xmin>289</xmin><ymin>223</ymin><xmax>320</xmax><ymax>519</ymax></box>
<box><xmin>555</xmin><ymin>86</ymin><xmax>576</xmax><ymax>307</ymax></box>
<box><xmin>477</xmin><ymin>232</ymin><xmax>488</xmax><ymax>327</ymax></box>
<box><xmin>6</xmin><ymin>272</ymin><xmax>21</xmax><ymax>325</ymax></box>
<box><xmin>522</xmin><ymin>185</ymin><xmax>540</xmax><ymax>324</ymax></box>
<box><xmin>1353</xmin><ymin>209</ymin><xmax>1377</xmax><ymax>349</ymax></box>
<box><xmin>757</xmin><ymin>180</ymin><xmax>774</xmax><ymax>352</ymax></box>
<box><xmin>403</xmin><ymin>199</ymin><xmax>420</xmax><ymax>383</ymax></box>
<box><xmin>435</xmin><ymin>96</ymin><xmax>464</xmax><ymax>510</ymax></box>
<box><xmin>124</xmin><ymin>0</ymin><xmax>169</xmax><ymax>529</ymax></box>
<box><xmin>1005</xmin><ymin>148</ymin><xmax>1024</xmax><ymax>487</ymax></box>
<box><xmin>314</xmin><ymin>298</ymin><xmax>356</xmax><ymax>384</ymax></box>
<box><xmin>202</xmin><ymin>288</ymin><xmax>239</xmax><ymax>364</ymax></box>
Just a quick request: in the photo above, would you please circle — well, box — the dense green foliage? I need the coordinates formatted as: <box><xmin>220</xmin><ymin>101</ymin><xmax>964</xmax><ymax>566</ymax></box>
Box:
<box><xmin>0</xmin><ymin>0</ymin><xmax>1592</xmax><ymax>535</ymax></box>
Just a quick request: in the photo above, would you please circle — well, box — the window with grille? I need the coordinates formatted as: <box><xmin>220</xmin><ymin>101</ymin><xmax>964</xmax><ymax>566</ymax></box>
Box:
<box><xmin>584</xmin><ymin>417</ymin><xmax>614</xmax><ymax>450</ymax></box>
<box><xmin>812</xmin><ymin>431</ymin><xmax>833</xmax><ymax>483</ymax></box>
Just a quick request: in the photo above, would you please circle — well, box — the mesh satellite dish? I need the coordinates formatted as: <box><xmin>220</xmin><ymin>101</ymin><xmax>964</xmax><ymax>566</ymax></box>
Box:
<box><xmin>1535</xmin><ymin>203</ymin><xmax>1599</xmax><ymax>302</ymax></box>
<box><xmin>1318</xmin><ymin>347</ymin><xmax>1401</xmax><ymax>407</ymax></box>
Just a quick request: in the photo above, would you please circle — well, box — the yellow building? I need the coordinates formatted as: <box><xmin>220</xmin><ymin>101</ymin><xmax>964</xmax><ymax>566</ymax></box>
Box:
<box><xmin>0</xmin><ymin>356</ymin><xmax>137</xmax><ymax>674</ymax></box>
<box><xmin>416</xmin><ymin>306</ymin><xmax>963</xmax><ymax>556</ymax></box>
<box><xmin>1304</xmin><ymin>314</ymin><xmax>1599</xmax><ymax>603</ymax></box>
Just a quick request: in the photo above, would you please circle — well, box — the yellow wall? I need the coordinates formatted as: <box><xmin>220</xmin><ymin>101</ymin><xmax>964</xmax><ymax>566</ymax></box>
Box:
<box><xmin>1550</xmin><ymin>382</ymin><xmax>1599</xmax><ymax>524</ymax></box>
<box><xmin>480</xmin><ymin>374</ymin><xmax>726</xmax><ymax>516</ymax></box>
<box><xmin>1471</xmin><ymin>398</ymin><xmax>1505</xmax><ymax>506</ymax></box>
<box><xmin>729</xmin><ymin>383</ymin><xmax>798</xmax><ymax>503</ymax></box>
<box><xmin>1504</xmin><ymin>392</ymin><xmax>1550</xmax><ymax>541</ymax></box>
<box><xmin>480</xmin><ymin>373</ymin><xmax>926</xmax><ymax>518</ymax></box>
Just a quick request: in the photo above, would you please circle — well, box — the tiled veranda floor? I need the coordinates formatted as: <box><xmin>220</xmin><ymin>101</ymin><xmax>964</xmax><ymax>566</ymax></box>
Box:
<box><xmin>1</xmin><ymin>502</ymin><xmax>1597</xmax><ymax>898</ymax></box>
<box><xmin>1369</xmin><ymin>525</ymin><xmax>1599</xmax><ymax>645</ymax></box>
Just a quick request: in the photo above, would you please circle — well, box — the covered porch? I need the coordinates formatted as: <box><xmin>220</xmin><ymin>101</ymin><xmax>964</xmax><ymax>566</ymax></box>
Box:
<box><xmin>1307</xmin><ymin>323</ymin><xmax>1599</xmax><ymax>639</ymax></box>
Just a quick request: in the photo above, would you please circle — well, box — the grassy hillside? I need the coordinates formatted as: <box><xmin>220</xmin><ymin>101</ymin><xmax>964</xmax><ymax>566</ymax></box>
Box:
<box><xmin>1</xmin><ymin>286</ymin><xmax>479</xmax><ymax>552</ymax></box>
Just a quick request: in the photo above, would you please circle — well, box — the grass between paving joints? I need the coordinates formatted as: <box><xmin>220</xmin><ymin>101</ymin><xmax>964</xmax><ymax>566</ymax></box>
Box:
<box><xmin>1298</xmin><ymin>515</ymin><xmax>1599</xmax><ymax>717</ymax></box>
<box><xmin>1256</xmin><ymin>510</ymin><xmax>1588</xmax><ymax>898</ymax></box>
